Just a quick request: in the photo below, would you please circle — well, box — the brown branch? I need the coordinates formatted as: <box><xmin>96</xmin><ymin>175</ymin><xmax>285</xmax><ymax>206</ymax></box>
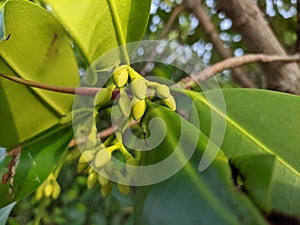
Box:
<box><xmin>2</xmin><ymin>53</ymin><xmax>300</xmax><ymax>148</ymax></box>
<box><xmin>217</xmin><ymin>0</ymin><xmax>300</xmax><ymax>94</ymax></box>
<box><xmin>176</xmin><ymin>53</ymin><xmax>300</xmax><ymax>88</ymax></box>
<box><xmin>184</xmin><ymin>0</ymin><xmax>256</xmax><ymax>88</ymax></box>
<box><xmin>0</xmin><ymin>73</ymin><xmax>100</xmax><ymax>96</ymax></box>
<box><xmin>70</xmin><ymin>53</ymin><xmax>300</xmax><ymax>146</ymax></box>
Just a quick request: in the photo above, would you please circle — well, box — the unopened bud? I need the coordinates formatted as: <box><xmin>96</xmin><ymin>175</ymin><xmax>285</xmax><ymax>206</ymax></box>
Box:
<box><xmin>131</xmin><ymin>99</ymin><xmax>146</xmax><ymax>121</ymax></box>
<box><xmin>162</xmin><ymin>95</ymin><xmax>176</xmax><ymax>111</ymax></box>
<box><xmin>113</xmin><ymin>66</ymin><xmax>128</xmax><ymax>88</ymax></box>
<box><xmin>94</xmin><ymin>149</ymin><xmax>112</xmax><ymax>168</ymax></box>
<box><xmin>156</xmin><ymin>84</ymin><xmax>170</xmax><ymax>99</ymax></box>
<box><xmin>131</xmin><ymin>78</ymin><xmax>147</xmax><ymax>100</ymax></box>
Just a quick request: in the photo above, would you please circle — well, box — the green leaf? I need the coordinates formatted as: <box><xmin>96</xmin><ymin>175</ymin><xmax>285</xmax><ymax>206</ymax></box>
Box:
<box><xmin>0</xmin><ymin>202</ymin><xmax>16</xmax><ymax>225</ymax></box>
<box><xmin>230</xmin><ymin>153</ymin><xmax>300</xmax><ymax>214</ymax></box>
<box><xmin>42</xmin><ymin>0</ymin><xmax>151</xmax><ymax>63</ymax></box>
<box><xmin>0</xmin><ymin>0</ymin><xmax>79</xmax><ymax>148</ymax></box>
<box><xmin>0</xmin><ymin>126</ymin><xmax>73</xmax><ymax>208</ymax></box>
<box><xmin>135</xmin><ymin>102</ymin><xmax>266</xmax><ymax>225</ymax></box>
<box><xmin>186</xmin><ymin>89</ymin><xmax>300</xmax><ymax>217</ymax></box>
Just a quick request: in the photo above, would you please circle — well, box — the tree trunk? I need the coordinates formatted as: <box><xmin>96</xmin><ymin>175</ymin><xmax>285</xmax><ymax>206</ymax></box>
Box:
<box><xmin>184</xmin><ymin>0</ymin><xmax>256</xmax><ymax>88</ymax></box>
<box><xmin>217</xmin><ymin>0</ymin><xmax>300</xmax><ymax>94</ymax></box>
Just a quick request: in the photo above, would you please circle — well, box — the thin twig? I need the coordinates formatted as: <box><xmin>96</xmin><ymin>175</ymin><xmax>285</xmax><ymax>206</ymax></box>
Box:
<box><xmin>2</xmin><ymin>53</ymin><xmax>300</xmax><ymax>93</ymax></box>
<box><xmin>175</xmin><ymin>53</ymin><xmax>300</xmax><ymax>88</ymax></box>
<box><xmin>2</xmin><ymin>53</ymin><xmax>300</xmax><ymax>147</ymax></box>
<box><xmin>0</xmin><ymin>73</ymin><xmax>100</xmax><ymax>96</ymax></box>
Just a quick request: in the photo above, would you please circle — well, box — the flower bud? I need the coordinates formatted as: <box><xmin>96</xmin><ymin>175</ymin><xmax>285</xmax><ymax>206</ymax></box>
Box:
<box><xmin>118</xmin><ymin>89</ymin><xmax>131</xmax><ymax>117</ymax></box>
<box><xmin>87</xmin><ymin>171</ymin><xmax>98</xmax><ymax>189</ymax></box>
<box><xmin>52</xmin><ymin>182</ymin><xmax>61</xmax><ymax>199</ymax></box>
<box><xmin>117</xmin><ymin>184</ymin><xmax>130</xmax><ymax>195</ymax></box>
<box><xmin>131</xmin><ymin>99</ymin><xmax>146</xmax><ymax>121</ymax></box>
<box><xmin>131</xmin><ymin>78</ymin><xmax>147</xmax><ymax>99</ymax></box>
<box><xmin>77</xmin><ymin>162</ymin><xmax>89</xmax><ymax>173</ymax></box>
<box><xmin>156</xmin><ymin>84</ymin><xmax>170</xmax><ymax>99</ymax></box>
<box><xmin>35</xmin><ymin>186</ymin><xmax>44</xmax><ymax>200</ymax></box>
<box><xmin>101</xmin><ymin>182</ymin><xmax>113</xmax><ymax>197</ymax></box>
<box><xmin>162</xmin><ymin>95</ymin><xmax>176</xmax><ymax>111</ymax></box>
<box><xmin>98</xmin><ymin>174</ymin><xmax>109</xmax><ymax>186</ymax></box>
<box><xmin>79</xmin><ymin>150</ymin><xmax>94</xmax><ymax>163</ymax></box>
<box><xmin>44</xmin><ymin>184</ymin><xmax>53</xmax><ymax>198</ymax></box>
<box><xmin>113</xmin><ymin>66</ymin><xmax>128</xmax><ymax>88</ymax></box>
<box><xmin>94</xmin><ymin>149</ymin><xmax>112</xmax><ymax>168</ymax></box>
<box><xmin>94</xmin><ymin>88</ymin><xmax>112</xmax><ymax>108</ymax></box>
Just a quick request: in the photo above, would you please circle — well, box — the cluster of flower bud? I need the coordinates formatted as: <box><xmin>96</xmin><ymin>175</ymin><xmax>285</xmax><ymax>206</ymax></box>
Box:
<box><xmin>76</xmin><ymin>65</ymin><xmax>178</xmax><ymax>197</ymax></box>
<box><xmin>111</xmin><ymin>65</ymin><xmax>177</xmax><ymax>121</ymax></box>
<box><xmin>35</xmin><ymin>173</ymin><xmax>61</xmax><ymax>200</ymax></box>
<box><xmin>77</xmin><ymin>137</ymin><xmax>139</xmax><ymax>196</ymax></box>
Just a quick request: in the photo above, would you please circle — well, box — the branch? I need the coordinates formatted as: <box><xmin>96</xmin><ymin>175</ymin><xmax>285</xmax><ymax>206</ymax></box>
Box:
<box><xmin>2</xmin><ymin>53</ymin><xmax>300</xmax><ymax>148</ymax></box>
<box><xmin>184</xmin><ymin>0</ymin><xmax>256</xmax><ymax>88</ymax></box>
<box><xmin>0</xmin><ymin>73</ymin><xmax>100</xmax><ymax>96</ymax></box>
<box><xmin>217</xmin><ymin>0</ymin><xmax>300</xmax><ymax>94</ymax></box>
<box><xmin>69</xmin><ymin>53</ymin><xmax>300</xmax><ymax>145</ymax></box>
<box><xmin>176</xmin><ymin>53</ymin><xmax>300</xmax><ymax>88</ymax></box>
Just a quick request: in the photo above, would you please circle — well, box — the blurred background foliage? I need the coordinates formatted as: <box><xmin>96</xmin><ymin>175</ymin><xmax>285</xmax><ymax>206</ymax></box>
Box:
<box><xmin>6</xmin><ymin>0</ymin><xmax>298</xmax><ymax>224</ymax></box>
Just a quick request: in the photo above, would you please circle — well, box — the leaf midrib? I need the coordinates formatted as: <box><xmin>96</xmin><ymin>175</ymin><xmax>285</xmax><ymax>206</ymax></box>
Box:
<box><xmin>193</xmin><ymin>91</ymin><xmax>300</xmax><ymax>178</ymax></box>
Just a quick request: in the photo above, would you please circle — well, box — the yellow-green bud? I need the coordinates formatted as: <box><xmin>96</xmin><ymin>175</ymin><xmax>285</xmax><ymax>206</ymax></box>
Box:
<box><xmin>118</xmin><ymin>89</ymin><xmax>131</xmax><ymax>117</ymax></box>
<box><xmin>162</xmin><ymin>95</ymin><xmax>176</xmax><ymax>111</ymax></box>
<box><xmin>126</xmin><ymin>157</ymin><xmax>139</xmax><ymax>166</ymax></box>
<box><xmin>35</xmin><ymin>185</ymin><xmax>44</xmax><ymax>200</ymax></box>
<box><xmin>94</xmin><ymin>149</ymin><xmax>112</xmax><ymax>168</ymax></box>
<box><xmin>98</xmin><ymin>174</ymin><xmax>109</xmax><ymax>186</ymax></box>
<box><xmin>77</xmin><ymin>162</ymin><xmax>89</xmax><ymax>173</ymax></box>
<box><xmin>131</xmin><ymin>99</ymin><xmax>146</xmax><ymax>121</ymax></box>
<box><xmin>79</xmin><ymin>150</ymin><xmax>94</xmax><ymax>163</ymax></box>
<box><xmin>156</xmin><ymin>84</ymin><xmax>170</xmax><ymax>99</ymax></box>
<box><xmin>87</xmin><ymin>171</ymin><xmax>98</xmax><ymax>189</ymax></box>
<box><xmin>85</xmin><ymin>135</ymin><xmax>98</xmax><ymax>149</ymax></box>
<box><xmin>52</xmin><ymin>182</ymin><xmax>61</xmax><ymax>199</ymax></box>
<box><xmin>117</xmin><ymin>184</ymin><xmax>130</xmax><ymax>195</ymax></box>
<box><xmin>113</xmin><ymin>66</ymin><xmax>128</xmax><ymax>88</ymax></box>
<box><xmin>131</xmin><ymin>78</ymin><xmax>147</xmax><ymax>100</ymax></box>
<box><xmin>44</xmin><ymin>184</ymin><xmax>53</xmax><ymax>198</ymax></box>
<box><xmin>94</xmin><ymin>88</ymin><xmax>112</xmax><ymax>108</ymax></box>
<box><xmin>101</xmin><ymin>182</ymin><xmax>113</xmax><ymax>197</ymax></box>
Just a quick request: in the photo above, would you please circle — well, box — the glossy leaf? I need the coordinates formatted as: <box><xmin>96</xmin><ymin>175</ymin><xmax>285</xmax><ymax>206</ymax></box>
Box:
<box><xmin>136</xmin><ymin>89</ymin><xmax>300</xmax><ymax>223</ymax></box>
<box><xmin>42</xmin><ymin>0</ymin><xmax>151</xmax><ymax>63</ymax></box>
<box><xmin>186</xmin><ymin>89</ymin><xmax>300</xmax><ymax>217</ymax></box>
<box><xmin>0</xmin><ymin>126</ymin><xmax>73</xmax><ymax>208</ymax></box>
<box><xmin>135</xmin><ymin>102</ymin><xmax>266</xmax><ymax>225</ymax></box>
<box><xmin>231</xmin><ymin>153</ymin><xmax>300</xmax><ymax>217</ymax></box>
<box><xmin>0</xmin><ymin>0</ymin><xmax>79</xmax><ymax>148</ymax></box>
